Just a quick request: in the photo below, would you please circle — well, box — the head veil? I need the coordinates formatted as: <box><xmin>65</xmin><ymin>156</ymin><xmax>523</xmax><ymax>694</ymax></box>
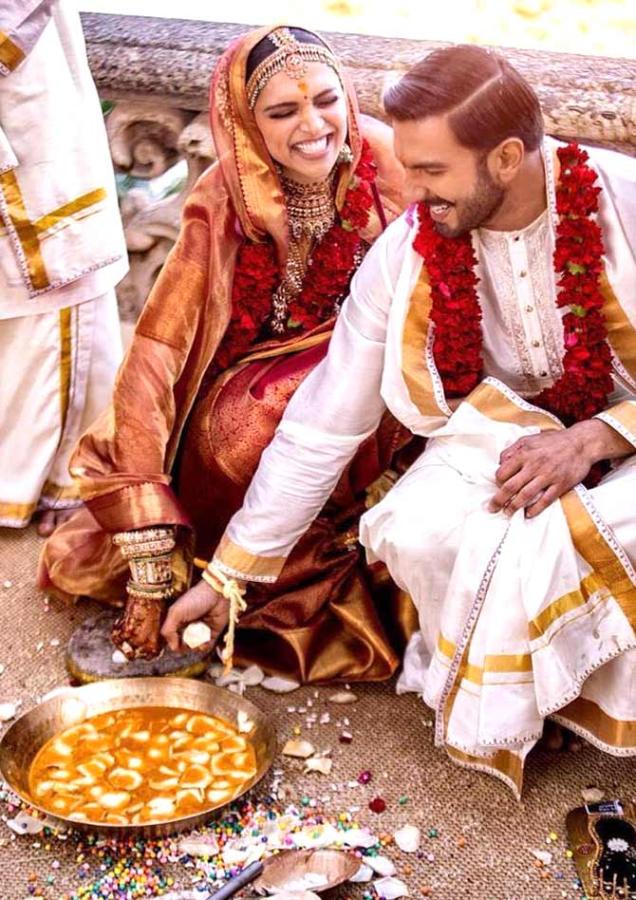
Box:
<box><xmin>209</xmin><ymin>25</ymin><xmax>364</xmax><ymax>267</ymax></box>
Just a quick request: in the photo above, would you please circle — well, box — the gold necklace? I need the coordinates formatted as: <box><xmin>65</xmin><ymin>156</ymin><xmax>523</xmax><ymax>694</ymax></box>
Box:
<box><xmin>269</xmin><ymin>172</ymin><xmax>337</xmax><ymax>333</ymax></box>
<box><xmin>280</xmin><ymin>171</ymin><xmax>337</xmax><ymax>240</ymax></box>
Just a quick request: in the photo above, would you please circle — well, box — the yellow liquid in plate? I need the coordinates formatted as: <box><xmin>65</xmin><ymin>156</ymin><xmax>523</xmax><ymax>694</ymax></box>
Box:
<box><xmin>28</xmin><ymin>706</ymin><xmax>257</xmax><ymax>825</ymax></box>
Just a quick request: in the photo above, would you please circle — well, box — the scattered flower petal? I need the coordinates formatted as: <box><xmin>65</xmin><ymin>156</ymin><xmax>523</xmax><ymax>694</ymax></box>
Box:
<box><xmin>111</xmin><ymin>649</ymin><xmax>128</xmax><ymax>665</ymax></box>
<box><xmin>532</xmin><ymin>850</ymin><xmax>553</xmax><ymax>865</ymax></box>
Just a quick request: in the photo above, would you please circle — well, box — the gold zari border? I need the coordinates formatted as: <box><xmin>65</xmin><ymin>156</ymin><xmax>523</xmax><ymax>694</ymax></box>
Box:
<box><xmin>0</xmin><ymin>31</ymin><xmax>24</xmax><ymax>72</ymax></box>
<box><xmin>556</xmin><ymin>697</ymin><xmax>636</xmax><ymax>750</ymax></box>
<box><xmin>33</xmin><ymin>188</ymin><xmax>107</xmax><ymax>235</ymax></box>
<box><xmin>598</xmin><ymin>400</ymin><xmax>636</xmax><ymax>446</ymax></box>
<box><xmin>0</xmin><ymin>499</ymin><xmax>37</xmax><ymax>522</ymax></box>
<box><xmin>600</xmin><ymin>270</ymin><xmax>636</xmax><ymax>386</ymax></box>
<box><xmin>562</xmin><ymin>491</ymin><xmax>636</xmax><ymax>629</ymax></box>
<box><xmin>214</xmin><ymin>534</ymin><xmax>287</xmax><ymax>579</ymax></box>
<box><xmin>58</xmin><ymin>307</ymin><xmax>72</xmax><ymax>430</ymax></box>
<box><xmin>0</xmin><ymin>170</ymin><xmax>49</xmax><ymax>289</ymax></box>
<box><xmin>401</xmin><ymin>267</ymin><xmax>448</xmax><ymax>418</ymax></box>
<box><xmin>0</xmin><ymin>176</ymin><xmax>108</xmax><ymax>291</ymax></box>
<box><xmin>41</xmin><ymin>480</ymin><xmax>80</xmax><ymax>502</ymax></box>
<box><xmin>437</xmin><ymin>634</ymin><xmax>532</xmax><ymax>685</ymax></box>
<box><xmin>447</xmin><ymin>746</ymin><xmax>523</xmax><ymax>798</ymax></box>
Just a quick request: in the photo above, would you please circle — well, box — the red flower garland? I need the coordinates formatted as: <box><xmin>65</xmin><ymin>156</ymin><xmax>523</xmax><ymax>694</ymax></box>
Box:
<box><xmin>214</xmin><ymin>141</ymin><xmax>377</xmax><ymax>371</ymax></box>
<box><xmin>413</xmin><ymin>143</ymin><xmax>613</xmax><ymax>424</ymax></box>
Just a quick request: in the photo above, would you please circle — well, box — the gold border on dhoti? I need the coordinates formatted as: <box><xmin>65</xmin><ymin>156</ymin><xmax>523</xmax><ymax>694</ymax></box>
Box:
<box><xmin>447</xmin><ymin>746</ymin><xmax>524</xmax><ymax>798</ymax></box>
<box><xmin>0</xmin><ymin>499</ymin><xmax>37</xmax><ymax>524</ymax></box>
<box><xmin>437</xmin><ymin>634</ymin><xmax>533</xmax><ymax>685</ymax></box>
<box><xmin>58</xmin><ymin>307</ymin><xmax>73</xmax><ymax>431</ymax></box>
<box><xmin>0</xmin><ymin>30</ymin><xmax>25</xmax><ymax>72</ymax></box>
<box><xmin>562</xmin><ymin>491</ymin><xmax>636</xmax><ymax>629</ymax></box>
<box><xmin>553</xmin><ymin>696</ymin><xmax>636</xmax><ymax>751</ymax></box>
<box><xmin>597</xmin><ymin>400</ymin><xmax>636</xmax><ymax>447</ymax></box>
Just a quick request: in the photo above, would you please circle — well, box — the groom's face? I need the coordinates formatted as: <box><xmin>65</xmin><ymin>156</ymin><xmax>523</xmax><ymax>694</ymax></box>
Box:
<box><xmin>394</xmin><ymin>115</ymin><xmax>504</xmax><ymax>237</ymax></box>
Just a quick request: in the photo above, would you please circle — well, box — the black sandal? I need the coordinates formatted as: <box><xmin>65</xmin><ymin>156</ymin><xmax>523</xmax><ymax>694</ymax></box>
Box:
<box><xmin>566</xmin><ymin>800</ymin><xmax>636</xmax><ymax>898</ymax></box>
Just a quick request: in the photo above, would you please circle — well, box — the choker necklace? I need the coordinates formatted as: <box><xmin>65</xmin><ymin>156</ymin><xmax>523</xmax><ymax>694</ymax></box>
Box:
<box><xmin>280</xmin><ymin>170</ymin><xmax>337</xmax><ymax>241</ymax></box>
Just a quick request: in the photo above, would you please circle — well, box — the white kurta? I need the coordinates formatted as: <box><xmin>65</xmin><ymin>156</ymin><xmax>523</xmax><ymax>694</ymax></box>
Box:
<box><xmin>212</xmin><ymin>138</ymin><xmax>636</xmax><ymax>794</ymax></box>
<box><xmin>0</xmin><ymin>1</ymin><xmax>127</xmax><ymax>525</ymax></box>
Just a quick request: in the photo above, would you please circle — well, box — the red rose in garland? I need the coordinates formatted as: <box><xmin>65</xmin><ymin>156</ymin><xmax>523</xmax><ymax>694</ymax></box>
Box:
<box><xmin>412</xmin><ymin>143</ymin><xmax>613</xmax><ymax>425</ymax></box>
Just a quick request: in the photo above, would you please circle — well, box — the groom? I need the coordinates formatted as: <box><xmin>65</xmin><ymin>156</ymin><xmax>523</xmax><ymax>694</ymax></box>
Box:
<box><xmin>164</xmin><ymin>45</ymin><xmax>636</xmax><ymax>795</ymax></box>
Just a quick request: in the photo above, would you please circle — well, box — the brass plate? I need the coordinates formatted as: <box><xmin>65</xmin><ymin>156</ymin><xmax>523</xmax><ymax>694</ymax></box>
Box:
<box><xmin>0</xmin><ymin>677</ymin><xmax>276</xmax><ymax>838</ymax></box>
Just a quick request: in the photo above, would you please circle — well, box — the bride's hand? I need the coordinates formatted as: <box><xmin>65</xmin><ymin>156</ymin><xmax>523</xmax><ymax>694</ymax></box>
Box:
<box><xmin>161</xmin><ymin>579</ymin><xmax>230</xmax><ymax>653</ymax></box>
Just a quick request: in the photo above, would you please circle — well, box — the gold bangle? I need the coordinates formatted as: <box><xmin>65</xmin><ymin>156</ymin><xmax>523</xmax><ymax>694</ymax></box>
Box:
<box><xmin>113</xmin><ymin>527</ymin><xmax>175</xmax><ymax>544</ymax></box>
<box><xmin>113</xmin><ymin>527</ymin><xmax>176</xmax><ymax>559</ymax></box>
<box><xmin>129</xmin><ymin>555</ymin><xmax>172</xmax><ymax>586</ymax></box>
<box><xmin>126</xmin><ymin>582</ymin><xmax>174</xmax><ymax>602</ymax></box>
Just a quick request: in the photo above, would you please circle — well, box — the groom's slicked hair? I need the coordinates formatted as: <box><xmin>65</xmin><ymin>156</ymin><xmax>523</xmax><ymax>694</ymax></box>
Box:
<box><xmin>384</xmin><ymin>45</ymin><xmax>544</xmax><ymax>152</ymax></box>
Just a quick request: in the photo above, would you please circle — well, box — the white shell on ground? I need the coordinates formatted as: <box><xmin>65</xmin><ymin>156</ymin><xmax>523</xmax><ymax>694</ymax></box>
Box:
<box><xmin>304</xmin><ymin>757</ymin><xmax>332</xmax><ymax>775</ymax></box>
<box><xmin>178</xmin><ymin>836</ymin><xmax>220</xmax><ymax>857</ymax></box>
<box><xmin>6</xmin><ymin>812</ymin><xmax>45</xmax><ymax>835</ymax></box>
<box><xmin>366</xmin><ymin>856</ymin><xmax>396</xmax><ymax>877</ymax></box>
<box><xmin>242</xmin><ymin>664</ymin><xmax>265</xmax><ymax>686</ymax></box>
<box><xmin>0</xmin><ymin>701</ymin><xmax>18</xmax><ymax>722</ymax></box>
<box><xmin>349</xmin><ymin>863</ymin><xmax>374</xmax><ymax>883</ymax></box>
<box><xmin>282</xmin><ymin>739</ymin><xmax>315</xmax><ymax>759</ymax></box>
<box><xmin>261</xmin><ymin>676</ymin><xmax>301</xmax><ymax>693</ymax></box>
<box><xmin>341</xmin><ymin>829</ymin><xmax>378</xmax><ymax>849</ymax></box>
<box><xmin>394</xmin><ymin>824</ymin><xmax>421</xmax><ymax>853</ymax></box>
<box><xmin>327</xmin><ymin>691</ymin><xmax>358</xmax><ymax>704</ymax></box>
<box><xmin>374</xmin><ymin>876</ymin><xmax>409</xmax><ymax>899</ymax></box>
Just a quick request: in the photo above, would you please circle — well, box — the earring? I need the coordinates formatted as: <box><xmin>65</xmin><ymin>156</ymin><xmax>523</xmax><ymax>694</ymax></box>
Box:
<box><xmin>337</xmin><ymin>143</ymin><xmax>354</xmax><ymax>164</ymax></box>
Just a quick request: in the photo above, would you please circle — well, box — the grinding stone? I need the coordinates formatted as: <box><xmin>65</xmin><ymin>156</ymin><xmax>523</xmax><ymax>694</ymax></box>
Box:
<box><xmin>65</xmin><ymin>610</ymin><xmax>213</xmax><ymax>683</ymax></box>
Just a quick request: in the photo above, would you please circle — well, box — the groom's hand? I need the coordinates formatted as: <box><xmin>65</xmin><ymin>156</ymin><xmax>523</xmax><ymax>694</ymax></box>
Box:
<box><xmin>489</xmin><ymin>419</ymin><xmax>631</xmax><ymax>519</ymax></box>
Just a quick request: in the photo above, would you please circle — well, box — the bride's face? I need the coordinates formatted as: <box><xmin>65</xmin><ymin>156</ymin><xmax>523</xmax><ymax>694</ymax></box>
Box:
<box><xmin>253</xmin><ymin>61</ymin><xmax>348</xmax><ymax>184</ymax></box>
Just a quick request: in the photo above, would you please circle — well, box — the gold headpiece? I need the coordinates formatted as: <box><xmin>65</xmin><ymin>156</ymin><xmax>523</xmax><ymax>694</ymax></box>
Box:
<box><xmin>246</xmin><ymin>27</ymin><xmax>341</xmax><ymax>110</ymax></box>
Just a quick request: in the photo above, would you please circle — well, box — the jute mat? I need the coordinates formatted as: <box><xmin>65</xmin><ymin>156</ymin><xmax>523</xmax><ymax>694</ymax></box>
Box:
<box><xmin>0</xmin><ymin>525</ymin><xmax>633</xmax><ymax>900</ymax></box>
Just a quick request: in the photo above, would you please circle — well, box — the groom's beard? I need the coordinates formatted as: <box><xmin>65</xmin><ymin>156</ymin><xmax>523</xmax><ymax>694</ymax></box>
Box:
<box><xmin>429</xmin><ymin>160</ymin><xmax>506</xmax><ymax>238</ymax></box>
